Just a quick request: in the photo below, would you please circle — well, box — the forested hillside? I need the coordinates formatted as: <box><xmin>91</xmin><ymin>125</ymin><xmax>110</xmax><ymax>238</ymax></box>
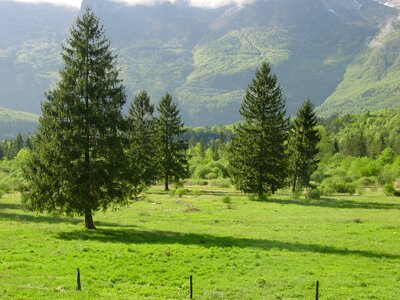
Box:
<box><xmin>318</xmin><ymin>15</ymin><xmax>400</xmax><ymax>116</ymax></box>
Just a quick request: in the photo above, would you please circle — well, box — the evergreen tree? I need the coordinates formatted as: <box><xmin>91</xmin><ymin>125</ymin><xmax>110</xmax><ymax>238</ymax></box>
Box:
<box><xmin>14</xmin><ymin>134</ymin><xmax>24</xmax><ymax>153</ymax></box>
<box><xmin>288</xmin><ymin>99</ymin><xmax>321</xmax><ymax>193</ymax></box>
<box><xmin>126</xmin><ymin>91</ymin><xmax>160</xmax><ymax>194</ymax></box>
<box><xmin>157</xmin><ymin>93</ymin><xmax>188</xmax><ymax>190</ymax></box>
<box><xmin>229</xmin><ymin>62</ymin><xmax>288</xmax><ymax>200</ymax></box>
<box><xmin>22</xmin><ymin>9</ymin><xmax>127</xmax><ymax>229</ymax></box>
<box><xmin>0</xmin><ymin>142</ymin><xmax>3</xmax><ymax>160</ymax></box>
<box><xmin>341</xmin><ymin>130</ymin><xmax>367</xmax><ymax>157</ymax></box>
<box><xmin>25</xmin><ymin>136</ymin><xmax>33</xmax><ymax>150</ymax></box>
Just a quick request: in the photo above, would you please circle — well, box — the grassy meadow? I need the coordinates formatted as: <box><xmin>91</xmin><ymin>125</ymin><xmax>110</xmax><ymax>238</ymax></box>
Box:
<box><xmin>0</xmin><ymin>187</ymin><xmax>399</xmax><ymax>299</ymax></box>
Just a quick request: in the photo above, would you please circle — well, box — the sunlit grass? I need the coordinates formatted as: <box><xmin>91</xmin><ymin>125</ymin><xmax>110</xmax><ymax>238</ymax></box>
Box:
<box><xmin>0</xmin><ymin>188</ymin><xmax>399</xmax><ymax>299</ymax></box>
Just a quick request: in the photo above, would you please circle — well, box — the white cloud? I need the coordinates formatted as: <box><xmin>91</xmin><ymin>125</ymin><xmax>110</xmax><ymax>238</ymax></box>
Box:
<box><xmin>102</xmin><ymin>0</ymin><xmax>255</xmax><ymax>9</ymax></box>
<box><xmin>114</xmin><ymin>0</ymin><xmax>254</xmax><ymax>8</ymax></box>
<box><xmin>9</xmin><ymin>0</ymin><xmax>255</xmax><ymax>9</ymax></box>
<box><xmin>13</xmin><ymin>0</ymin><xmax>81</xmax><ymax>8</ymax></box>
<box><xmin>188</xmin><ymin>0</ymin><xmax>254</xmax><ymax>8</ymax></box>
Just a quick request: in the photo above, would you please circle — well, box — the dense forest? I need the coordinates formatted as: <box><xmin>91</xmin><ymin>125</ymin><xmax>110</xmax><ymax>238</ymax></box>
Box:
<box><xmin>185</xmin><ymin>110</ymin><xmax>400</xmax><ymax>196</ymax></box>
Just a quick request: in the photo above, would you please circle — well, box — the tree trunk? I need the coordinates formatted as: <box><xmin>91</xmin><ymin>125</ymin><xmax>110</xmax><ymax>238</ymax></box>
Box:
<box><xmin>85</xmin><ymin>209</ymin><xmax>96</xmax><ymax>229</ymax></box>
<box><xmin>258</xmin><ymin>190</ymin><xmax>263</xmax><ymax>201</ymax></box>
<box><xmin>292</xmin><ymin>173</ymin><xmax>297</xmax><ymax>194</ymax></box>
<box><xmin>165</xmin><ymin>173</ymin><xmax>169</xmax><ymax>191</ymax></box>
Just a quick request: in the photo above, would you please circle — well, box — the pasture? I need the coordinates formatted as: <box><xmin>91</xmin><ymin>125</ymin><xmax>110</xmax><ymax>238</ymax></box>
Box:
<box><xmin>0</xmin><ymin>187</ymin><xmax>399</xmax><ymax>299</ymax></box>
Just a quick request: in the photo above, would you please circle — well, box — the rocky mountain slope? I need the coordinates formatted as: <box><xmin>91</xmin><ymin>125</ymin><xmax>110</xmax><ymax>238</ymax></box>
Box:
<box><xmin>317</xmin><ymin>14</ymin><xmax>400</xmax><ymax>116</ymax></box>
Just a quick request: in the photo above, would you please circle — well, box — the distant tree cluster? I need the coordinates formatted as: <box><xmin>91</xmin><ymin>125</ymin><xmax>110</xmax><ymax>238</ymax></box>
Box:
<box><xmin>319</xmin><ymin>111</ymin><xmax>400</xmax><ymax>158</ymax></box>
<box><xmin>313</xmin><ymin>111</ymin><xmax>400</xmax><ymax>196</ymax></box>
<box><xmin>228</xmin><ymin>62</ymin><xmax>320</xmax><ymax>200</ymax></box>
<box><xmin>0</xmin><ymin>134</ymin><xmax>32</xmax><ymax>160</ymax></box>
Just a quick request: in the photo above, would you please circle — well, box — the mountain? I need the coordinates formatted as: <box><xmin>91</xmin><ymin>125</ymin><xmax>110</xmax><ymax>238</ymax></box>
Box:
<box><xmin>0</xmin><ymin>0</ymin><xmax>397</xmax><ymax>125</ymax></box>
<box><xmin>0</xmin><ymin>1</ymin><xmax>78</xmax><ymax>113</ymax></box>
<box><xmin>0</xmin><ymin>107</ymin><xmax>38</xmax><ymax>139</ymax></box>
<box><xmin>317</xmin><ymin>13</ymin><xmax>400</xmax><ymax>116</ymax></box>
<box><xmin>375</xmin><ymin>0</ymin><xmax>400</xmax><ymax>8</ymax></box>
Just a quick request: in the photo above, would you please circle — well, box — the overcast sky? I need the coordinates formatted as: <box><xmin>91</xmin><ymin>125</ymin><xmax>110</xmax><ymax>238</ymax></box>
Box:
<box><xmin>12</xmin><ymin>0</ymin><xmax>255</xmax><ymax>9</ymax></box>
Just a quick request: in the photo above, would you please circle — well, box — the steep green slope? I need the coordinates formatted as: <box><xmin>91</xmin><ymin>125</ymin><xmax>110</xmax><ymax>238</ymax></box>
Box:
<box><xmin>0</xmin><ymin>107</ymin><xmax>38</xmax><ymax>139</ymax></box>
<box><xmin>318</xmin><ymin>16</ymin><xmax>400</xmax><ymax>117</ymax></box>
<box><xmin>0</xmin><ymin>1</ymin><xmax>77</xmax><ymax>113</ymax></box>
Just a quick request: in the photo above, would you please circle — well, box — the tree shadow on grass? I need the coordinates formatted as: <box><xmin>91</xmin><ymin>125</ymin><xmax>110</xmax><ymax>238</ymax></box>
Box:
<box><xmin>0</xmin><ymin>202</ymin><xmax>22</xmax><ymax>210</ymax></box>
<box><xmin>0</xmin><ymin>210</ymin><xmax>136</xmax><ymax>228</ymax></box>
<box><xmin>149</xmin><ymin>190</ymin><xmax>241</xmax><ymax>196</ymax></box>
<box><xmin>56</xmin><ymin>228</ymin><xmax>399</xmax><ymax>260</ymax></box>
<box><xmin>265</xmin><ymin>198</ymin><xmax>400</xmax><ymax>210</ymax></box>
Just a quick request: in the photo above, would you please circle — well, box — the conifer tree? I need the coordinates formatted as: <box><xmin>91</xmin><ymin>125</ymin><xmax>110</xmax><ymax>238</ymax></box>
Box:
<box><xmin>288</xmin><ymin>99</ymin><xmax>320</xmax><ymax>193</ymax></box>
<box><xmin>229</xmin><ymin>62</ymin><xmax>288</xmax><ymax>200</ymax></box>
<box><xmin>157</xmin><ymin>93</ymin><xmax>188</xmax><ymax>190</ymax></box>
<box><xmin>22</xmin><ymin>9</ymin><xmax>127</xmax><ymax>229</ymax></box>
<box><xmin>0</xmin><ymin>143</ymin><xmax>3</xmax><ymax>160</ymax></box>
<box><xmin>126</xmin><ymin>91</ymin><xmax>160</xmax><ymax>194</ymax></box>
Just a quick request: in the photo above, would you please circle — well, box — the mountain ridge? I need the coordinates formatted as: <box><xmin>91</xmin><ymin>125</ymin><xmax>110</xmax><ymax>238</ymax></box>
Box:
<box><xmin>0</xmin><ymin>107</ymin><xmax>38</xmax><ymax>139</ymax></box>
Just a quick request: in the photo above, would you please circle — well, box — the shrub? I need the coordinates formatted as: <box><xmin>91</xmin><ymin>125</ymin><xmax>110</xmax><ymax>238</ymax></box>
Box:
<box><xmin>0</xmin><ymin>180</ymin><xmax>11</xmax><ymax>194</ymax></box>
<box><xmin>356</xmin><ymin>176</ymin><xmax>377</xmax><ymax>187</ymax></box>
<box><xmin>377</xmin><ymin>167</ymin><xmax>397</xmax><ymax>185</ymax></box>
<box><xmin>184</xmin><ymin>179</ymin><xmax>208</xmax><ymax>186</ymax></box>
<box><xmin>320</xmin><ymin>177</ymin><xmax>356</xmax><ymax>195</ymax></box>
<box><xmin>385</xmin><ymin>180</ymin><xmax>400</xmax><ymax>196</ymax></box>
<box><xmin>174</xmin><ymin>188</ymin><xmax>190</xmax><ymax>198</ymax></box>
<box><xmin>384</xmin><ymin>183</ymin><xmax>396</xmax><ymax>196</ymax></box>
<box><xmin>192</xmin><ymin>165</ymin><xmax>211</xmax><ymax>179</ymax></box>
<box><xmin>209</xmin><ymin>179</ymin><xmax>231</xmax><ymax>188</ymax></box>
<box><xmin>173</xmin><ymin>180</ymin><xmax>185</xmax><ymax>189</ymax></box>
<box><xmin>347</xmin><ymin>157</ymin><xmax>379</xmax><ymax>179</ymax></box>
<box><xmin>305</xmin><ymin>188</ymin><xmax>322</xmax><ymax>200</ymax></box>
<box><xmin>205</xmin><ymin>172</ymin><xmax>218</xmax><ymax>180</ymax></box>
<box><xmin>222</xmin><ymin>195</ymin><xmax>231</xmax><ymax>204</ymax></box>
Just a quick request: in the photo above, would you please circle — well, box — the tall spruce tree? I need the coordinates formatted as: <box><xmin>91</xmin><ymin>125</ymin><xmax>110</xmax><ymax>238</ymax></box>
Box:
<box><xmin>229</xmin><ymin>62</ymin><xmax>288</xmax><ymax>200</ymax></box>
<box><xmin>157</xmin><ymin>93</ymin><xmax>188</xmax><ymax>190</ymax></box>
<box><xmin>126</xmin><ymin>91</ymin><xmax>160</xmax><ymax>194</ymax></box>
<box><xmin>22</xmin><ymin>9</ymin><xmax>127</xmax><ymax>229</ymax></box>
<box><xmin>288</xmin><ymin>99</ymin><xmax>320</xmax><ymax>193</ymax></box>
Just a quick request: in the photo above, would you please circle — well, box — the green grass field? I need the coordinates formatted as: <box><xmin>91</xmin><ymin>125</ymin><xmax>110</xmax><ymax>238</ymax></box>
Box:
<box><xmin>0</xmin><ymin>187</ymin><xmax>399</xmax><ymax>299</ymax></box>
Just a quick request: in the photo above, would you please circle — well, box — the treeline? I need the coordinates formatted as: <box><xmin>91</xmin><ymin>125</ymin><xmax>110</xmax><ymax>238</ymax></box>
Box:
<box><xmin>320</xmin><ymin>111</ymin><xmax>400</xmax><ymax>157</ymax></box>
<box><xmin>0</xmin><ymin>134</ymin><xmax>32</xmax><ymax>160</ymax></box>
<box><xmin>184</xmin><ymin>109</ymin><xmax>400</xmax><ymax>197</ymax></box>
<box><xmin>315</xmin><ymin>110</ymin><xmax>400</xmax><ymax>196</ymax></box>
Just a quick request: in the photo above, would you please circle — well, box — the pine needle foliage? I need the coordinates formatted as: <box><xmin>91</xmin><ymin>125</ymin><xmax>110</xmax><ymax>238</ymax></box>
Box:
<box><xmin>289</xmin><ymin>99</ymin><xmax>321</xmax><ymax>193</ymax></box>
<box><xmin>229</xmin><ymin>62</ymin><xmax>288</xmax><ymax>200</ymax></box>
<box><xmin>126</xmin><ymin>91</ymin><xmax>160</xmax><ymax>195</ymax></box>
<box><xmin>157</xmin><ymin>93</ymin><xmax>188</xmax><ymax>190</ymax></box>
<box><xmin>22</xmin><ymin>9</ymin><xmax>128</xmax><ymax>229</ymax></box>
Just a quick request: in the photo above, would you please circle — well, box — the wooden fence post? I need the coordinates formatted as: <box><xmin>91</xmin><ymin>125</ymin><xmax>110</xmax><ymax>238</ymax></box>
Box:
<box><xmin>315</xmin><ymin>280</ymin><xmax>319</xmax><ymax>300</ymax></box>
<box><xmin>77</xmin><ymin>268</ymin><xmax>81</xmax><ymax>291</ymax></box>
<box><xmin>190</xmin><ymin>275</ymin><xmax>193</xmax><ymax>299</ymax></box>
